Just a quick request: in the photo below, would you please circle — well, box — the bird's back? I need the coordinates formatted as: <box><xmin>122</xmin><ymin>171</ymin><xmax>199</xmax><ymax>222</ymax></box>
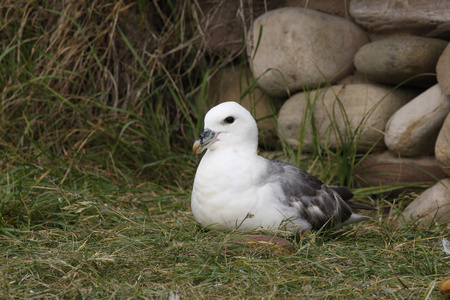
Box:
<box><xmin>257</xmin><ymin>159</ymin><xmax>367</xmax><ymax>231</ymax></box>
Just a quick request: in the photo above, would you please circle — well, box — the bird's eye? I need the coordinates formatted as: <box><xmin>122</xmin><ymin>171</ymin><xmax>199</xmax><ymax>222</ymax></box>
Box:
<box><xmin>224</xmin><ymin>116</ymin><xmax>235</xmax><ymax>124</ymax></box>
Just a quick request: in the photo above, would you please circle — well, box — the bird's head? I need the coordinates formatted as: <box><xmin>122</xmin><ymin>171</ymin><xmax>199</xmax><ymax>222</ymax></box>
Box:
<box><xmin>193</xmin><ymin>101</ymin><xmax>258</xmax><ymax>154</ymax></box>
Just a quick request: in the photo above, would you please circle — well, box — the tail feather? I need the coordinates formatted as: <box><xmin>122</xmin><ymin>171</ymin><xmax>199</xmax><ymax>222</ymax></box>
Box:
<box><xmin>346</xmin><ymin>201</ymin><xmax>377</xmax><ymax>211</ymax></box>
<box><xmin>343</xmin><ymin>213</ymin><xmax>372</xmax><ymax>226</ymax></box>
<box><xmin>329</xmin><ymin>185</ymin><xmax>354</xmax><ymax>201</ymax></box>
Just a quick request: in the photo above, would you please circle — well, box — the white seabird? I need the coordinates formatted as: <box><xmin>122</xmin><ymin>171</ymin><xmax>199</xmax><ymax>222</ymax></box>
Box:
<box><xmin>191</xmin><ymin>101</ymin><xmax>373</xmax><ymax>232</ymax></box>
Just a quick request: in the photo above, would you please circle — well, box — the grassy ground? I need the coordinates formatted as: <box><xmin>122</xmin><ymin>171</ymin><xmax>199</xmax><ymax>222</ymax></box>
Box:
<box><xmin>1</xmin><ymin>1</ymin><xmax>449</xmax><ymax>299</ymax></box>
<box><xmin>1</xmin><ymin>159</ymin><xmax>449</xmax><ymax>299</ymax></box>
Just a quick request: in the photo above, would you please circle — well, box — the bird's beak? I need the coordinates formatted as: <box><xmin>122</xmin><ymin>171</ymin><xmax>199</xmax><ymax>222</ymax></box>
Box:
<box><xmin>193</xmin><ymin>129</ymin><xmax>218</xmax><ymax>154</ymax></box>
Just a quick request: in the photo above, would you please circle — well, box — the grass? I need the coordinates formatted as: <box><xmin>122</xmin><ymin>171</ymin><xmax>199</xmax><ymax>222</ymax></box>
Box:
<box><xmin>1</xmin><ymin>162</ymin><xmax>449</xmax><ymax>298</ymax></box>
<box><xmin>1</xmin><ymin>1</ymin><xmax>449</xmax><ymax>299</ymax></box>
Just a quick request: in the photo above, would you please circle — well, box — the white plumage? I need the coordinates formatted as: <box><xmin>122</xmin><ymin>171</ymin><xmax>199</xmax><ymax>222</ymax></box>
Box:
<box><xmin>191</xmin><ymin>101</ymin><xmax>372</xmax><ymax>232</ymax></box>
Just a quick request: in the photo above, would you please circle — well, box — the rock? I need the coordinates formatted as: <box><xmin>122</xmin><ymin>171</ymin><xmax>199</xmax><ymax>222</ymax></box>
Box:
<box><xmin>350</xmin><ymin>0</ymin><xmax>450</xmax><ymax>39</ymax></box>
<box><xmin>197</xmin><ymin>66</ymin><xmax>281</xmax><ymax>147</ymax></box>
<box><xmin>277</xmin><ymin>83</ymin><xmax>416</xmax><ymax>153</ymax></box>
<box><xmin>221</xmin><ymin>235</ymin><xmax>293</xmax><ymax>256</ymax></box>
<box><xmin>196</xmin><ymin>0</ymin><xmax>352</xmax><ymax>56</ymax></box>
<box><xmin>284</xmin><ymin>0</ymin><xmax>350</xmax><ymax>18</ymax></box>
<box><xmin>354</xmin><ymin>151</ymin><xmax>448</xmax><ymax>192</ymax></box>
<box><xmin>354</xmin><ymin>36</ymin><xmax>448</xmax><ymax>87</ymax></box>
<box><xmin>436</xmin><ymin>113</ymin><xmax>450</xmax><ymax>176</ymax></box>
<box><xmin>437</xmin><ymin>43</ymin><xmax>450</xmax><ymax>96</ymax></box>
<box><xmin>385</xmin><ymin>84</ymin><xmax>450</xmax><ymax>157</ymax></box>
<box><xmin>247</xmin><ymin>8</ymin><xmax>368</xmax><ymax>97</ymax></box>
<box><xmin>400</xmin><ymin>178</ymin><xmax>450</xmax><ymax>225</ymax></box>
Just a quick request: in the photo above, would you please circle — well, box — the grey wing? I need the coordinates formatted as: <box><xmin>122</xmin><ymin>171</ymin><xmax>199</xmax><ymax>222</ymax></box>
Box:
<box><xmin>261</xmin><ymin>159</ymin><xmax>353</xmax><ymax>230</ymax></box>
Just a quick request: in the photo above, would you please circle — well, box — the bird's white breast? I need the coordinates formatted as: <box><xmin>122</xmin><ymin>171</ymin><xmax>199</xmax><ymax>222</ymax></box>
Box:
<box><xmin>192</xmin><ymin>149</ymin><xmax>259</xmax><ymax>229</ymax></box>
<box><xmin>191</xmin><ymin>149</ymin><xmax>310</xmax><ymax>231</ymax></box>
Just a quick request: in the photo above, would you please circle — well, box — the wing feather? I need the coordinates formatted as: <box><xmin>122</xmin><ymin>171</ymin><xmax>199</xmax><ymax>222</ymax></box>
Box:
<box><xmin>259</xmin><ymin>159</ymin><xmax>354</xmax><ymax>230</ymax></box>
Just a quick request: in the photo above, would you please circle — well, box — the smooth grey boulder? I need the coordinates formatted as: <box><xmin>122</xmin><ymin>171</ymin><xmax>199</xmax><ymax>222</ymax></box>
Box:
<box><xmin>354</xmin><ymin>36</ymin><xmax>448</xmax><ymax>87</ymax></box>
<box><xmin>247</xmin><ymin>7</ymin><xmax>368</xmax><ymax>97</ymax></box>
<box><xmin>435</xmin><ymin>113</ymin><xmax>450</xmax><ymax>176</ymax></box>
<box><xmin>400</xmin><ymin>178</ymin><xmax>450</xmax><ymax>225</ymax></box>
<box><xmin>278</xmin><ymin>83</ymin><xmax>416</xmax><ymax>153</ymax></box>
<box><xmin>350</xmin><ymin>0</ymin><xmax>450</xmax><ymax>39</ymax></box>
<box><xmin>437</xmin><ymin>43</ymin><xmax>450</xmax><ymax>96</ymax></box>
<box><xmin>354</xmin><ymin>150</ymin><xmax>448</xmax><ymax>193</ymax></box>
<box><xmin>385</xmin><ymin>84</ymin><xmax>450</xmax><ymax>157</ymax></box>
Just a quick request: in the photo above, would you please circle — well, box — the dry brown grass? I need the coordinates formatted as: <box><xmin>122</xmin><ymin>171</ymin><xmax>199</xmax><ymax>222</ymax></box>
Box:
<box><xmin>0</xmin><ymin>0</ymin><xmax>240</xmax><ymax>181</ymax></box>
<box><xmin>1</xmin><ymin>0</ymin><xmax>203</xmax><ymax>105</ymax></box>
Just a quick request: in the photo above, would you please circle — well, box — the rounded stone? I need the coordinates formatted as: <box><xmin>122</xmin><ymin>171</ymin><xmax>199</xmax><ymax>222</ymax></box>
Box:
<box><xmin>354</xmin><ymin>36</ymin><xmax>448</xmax><ymax>87</ymax></box>
<box><xmin>197</xmin><ymin>0</ymin><xmax>352</xmax><ymax>56</ymax></box>
<box><xmin>400</xmin><ymin>178</ymin><xmax>450</xmax><ymax>226</ymax></box>
<box><xmin>437</xmin><ymin>43</ymin><xmax>450</xmax><ymax>96</ymax></box>
<box><xmin>247</xmin><ymin>7</ymin><xmax>369</xmax><ymax>97</ymax></box>
<box><xmin>277</xmin><ymin>83</ymin><xmax>417</xmax><ymax>153</ymax></box>
<box><xmin>354</xmin><ymin>150</ymin><xmax>448</xmax><ymax>193</ymax></box>
<box><xmin>435</xmin><ymin>112</ymin><xmax>450</xmax><ymax>176</ymax></box>
<box><xmin>385</xmin><ymin>84</ymin><xmax>450</xmax><ymax>157</ymax></box>
<box><xmin>350</xmin><ymin>0</ymin><xmax>450</xmax><ymax>39</ymax></box>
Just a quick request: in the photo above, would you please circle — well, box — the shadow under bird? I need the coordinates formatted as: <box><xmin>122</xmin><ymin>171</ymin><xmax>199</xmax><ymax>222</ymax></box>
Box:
<box><xmin>191</xmin><ymin>101</ymin><xmax>374</xmax><ymax>232</ymax></box>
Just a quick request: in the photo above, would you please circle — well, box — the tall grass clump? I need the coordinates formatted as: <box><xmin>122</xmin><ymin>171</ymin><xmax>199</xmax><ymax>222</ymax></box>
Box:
<box><xmin>0</xmin><ymin>0</ymin><xmax>229</xmax><ymax>184</ymax></box>
<box><xmin>0</xmin><ymin>0</ymin><xmax>237</xmax><ymax>233</ymax></box>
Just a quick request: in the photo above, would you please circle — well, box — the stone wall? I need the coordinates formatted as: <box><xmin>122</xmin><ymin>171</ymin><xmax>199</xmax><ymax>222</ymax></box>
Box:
<box><xmin>195</xmin><ymin>0</ymin><xmax>450</xmax><ymax>225</ymax></box>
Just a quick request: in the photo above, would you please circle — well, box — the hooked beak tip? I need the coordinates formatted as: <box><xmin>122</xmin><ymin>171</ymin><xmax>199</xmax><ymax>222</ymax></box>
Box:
<box><xmin>193</xmin><ymin>140</ymin><xmax>203</xmax><ymax>154</ymax></box>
